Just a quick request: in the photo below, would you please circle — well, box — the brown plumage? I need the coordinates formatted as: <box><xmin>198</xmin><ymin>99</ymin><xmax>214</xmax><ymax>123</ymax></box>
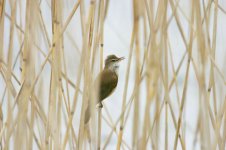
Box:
<box><xmin>84</xmin><ymin>54</ymin><xmax>124</xmax><ymax>124</ymax></box>
<box><xmin>84</xmin><ymin>70</ymin><xmax>118</xmax><ymax>124</ymax></box>
<box><xmin>96</xmin><ymin>69</ymin><xmax>118</xmax><ymax>102</ymax></box>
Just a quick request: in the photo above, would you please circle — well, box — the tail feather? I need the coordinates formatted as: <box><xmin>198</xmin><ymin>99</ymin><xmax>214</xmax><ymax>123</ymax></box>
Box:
<box><xmin>84</xmin><ymin>104</ymin><xmax>90</xmax><ymax>124</ymax></box>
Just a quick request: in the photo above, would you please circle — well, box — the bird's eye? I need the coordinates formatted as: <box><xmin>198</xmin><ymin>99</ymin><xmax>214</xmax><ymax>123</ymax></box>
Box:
<box><xmin>112</xmin><ymin>59</ymin><xmax>117</xmax><ymax>62</ymax></box>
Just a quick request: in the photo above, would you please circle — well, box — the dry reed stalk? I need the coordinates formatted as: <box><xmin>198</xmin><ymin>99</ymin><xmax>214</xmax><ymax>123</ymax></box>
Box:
<box><xmin>131</xmin><ymin>0</ymin><xmax>142</xmax><ymax>149</ymax></box>
<box><xmin>0</xmin><ymin>0</ymin><xmax>4</xmax><ymax>64</ymax></box>
<box><xmin>13</xmin><ymin>0</ymin><xmax>38</xmax><ymax>149</ymax></box>
<box><xmin>161</xmin><ymin>1</ymin><xmax>169</xmax><ymax>149</ymax></box>
<box><xmin>173</xmin><ymin>1</ymin><xmax>195</xmax><ymax>149</ymax></box>
<box><xmin>76</xmin><ymin>1</ymin><xmax>97</xmax><ymax>149</ymax></box>
<box><xmin>141</xmin><ymin>0</ymin><xmax>162</xmax><ymax>149</ymax></box>
<box><xmin>46</xmin><ymin>0</ymin><xmax>63</xmax><ymax>148</ymax></box>
<box><xmin>96</xmin><ymin>0</ymin><xmax>105</xmax><ymax>149</ymax></box>
<box><xmin>5</xmin><ymin>0</ymin><xmax>17</xmax><ymax>149</ymax></box>
<box><xmin>116</xmin><ymin>22</ymin><xmax>135</xmax><ymax>150</ymax></box>
<box><xmin>4</xmin><ymin>6</ymin><xmax>83</xmax><ymax>94</ymax></box>
<box><xmin>103</xmin><ymin>75</ymin><xmax>145</xmax><ymax>149</ymax></box>
<box><xmin>144</xmin><ymin>44</ymin><xmax>188</xmax><ymax>149</ymax></box>
<box><xmin>0</xmin><ymin>0</ymin><xmax>225</xmax><ymax>149</ymax></box>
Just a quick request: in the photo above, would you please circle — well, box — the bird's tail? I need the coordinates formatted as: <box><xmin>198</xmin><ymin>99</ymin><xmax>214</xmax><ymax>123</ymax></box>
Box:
<box><xmin>84</xmin><ymin>103</ymin><xmax>91</xmax><ymax>124</ymax></box>
<box><xmin>84</xmin><ymin>97</ymin><xmax>100</xmax><ymax>124</ymax></box>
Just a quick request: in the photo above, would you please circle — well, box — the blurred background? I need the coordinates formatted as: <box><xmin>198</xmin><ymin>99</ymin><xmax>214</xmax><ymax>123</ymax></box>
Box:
<box><xmin>0</xmin><ymin>0</ymin><xmax>226</xmax><ymax>149</ymax></box>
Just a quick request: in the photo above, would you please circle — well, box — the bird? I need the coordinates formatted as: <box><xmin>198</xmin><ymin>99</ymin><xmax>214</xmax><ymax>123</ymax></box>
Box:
<box><xmin>84</xmin><ymin>54</ymin><xmax>124</xmax><ymax>124</ymax></box>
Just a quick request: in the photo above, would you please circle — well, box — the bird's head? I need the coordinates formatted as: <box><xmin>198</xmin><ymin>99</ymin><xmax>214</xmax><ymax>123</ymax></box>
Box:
<box><xmin>104</xmin><ymin>54</ymin><xmax>124</xmax><ymax>72</ymax></box>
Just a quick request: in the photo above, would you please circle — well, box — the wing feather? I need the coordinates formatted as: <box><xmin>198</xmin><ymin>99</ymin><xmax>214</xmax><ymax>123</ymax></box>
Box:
<box><xmin>95</xmin><ymin>69</ymin><xmax>118</xmax><ymax>102</ymax></box>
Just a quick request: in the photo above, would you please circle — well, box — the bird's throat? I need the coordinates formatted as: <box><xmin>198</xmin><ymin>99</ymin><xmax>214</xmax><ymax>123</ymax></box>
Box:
<box><xmin>105</xmin><ymin>63</ymin><xmax>119</xmax><ymax>74</ymax></box>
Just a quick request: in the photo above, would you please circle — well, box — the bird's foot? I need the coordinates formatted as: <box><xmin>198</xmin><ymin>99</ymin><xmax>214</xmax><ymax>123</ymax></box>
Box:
<box><xmin>98</xmin><ymin>103</ymin><xmax>103</xmax><ymax>108</ymax></box>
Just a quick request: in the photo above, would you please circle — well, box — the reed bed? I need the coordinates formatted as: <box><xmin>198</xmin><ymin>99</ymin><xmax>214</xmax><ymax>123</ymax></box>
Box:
<box><xmin>0</xmin><ymin>0</ymin><xmax>226</xmax><ymax>149</ymax></box>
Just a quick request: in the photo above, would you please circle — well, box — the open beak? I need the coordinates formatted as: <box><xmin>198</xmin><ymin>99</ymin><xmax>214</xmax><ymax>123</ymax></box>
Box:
<box><xmin>118</xmin><ymin>57</ymin><xmax>125</xmax><ymax>61</ymax></box>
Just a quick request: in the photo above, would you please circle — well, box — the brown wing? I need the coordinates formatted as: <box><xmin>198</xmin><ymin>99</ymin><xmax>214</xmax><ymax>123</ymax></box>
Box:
<box><xmin>95</xmin><ymin>69</ymin><xmax>118</xmax><ymax>102</ymax></box>
<box><xmin>85</xmin><ymin>70</ymin><xmax>118</xmax><ymax>124</ymax></box>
